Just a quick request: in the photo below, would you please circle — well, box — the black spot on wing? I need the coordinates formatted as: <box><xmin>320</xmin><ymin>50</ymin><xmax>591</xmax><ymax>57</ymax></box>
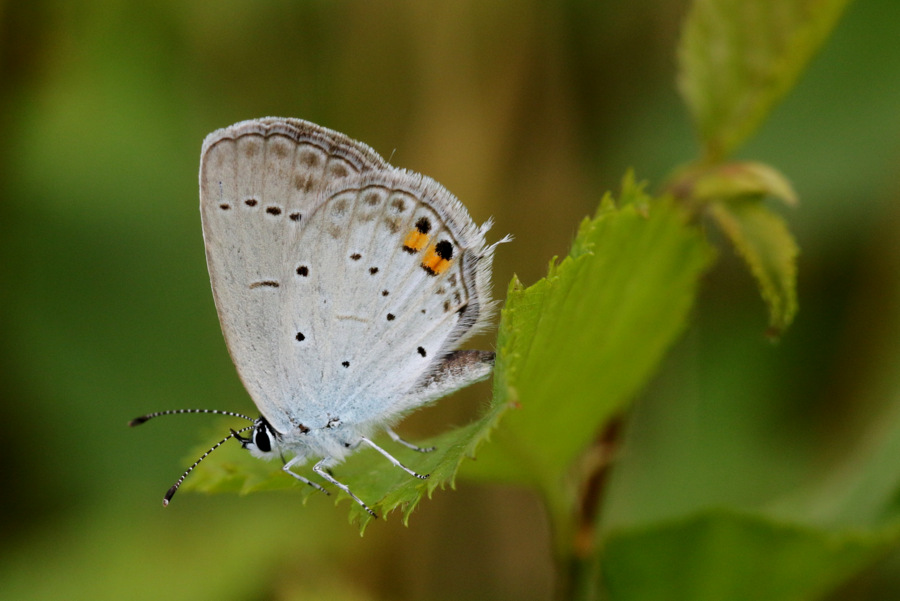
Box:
<box><xmin>415</xmin><ymin>216</ymin><xmax>431</xmax><ymax>234</ymax></box>
<box><xmin>435</xmin><ymin>240</ymin><xmax>453</xmax><ymax>260</ymax></box>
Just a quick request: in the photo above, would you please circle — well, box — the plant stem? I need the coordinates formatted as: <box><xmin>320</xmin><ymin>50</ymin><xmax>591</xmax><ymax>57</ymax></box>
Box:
<box><xmin>551</xmin><ymin>417</ymin><xmax>623</xmax><ymax>600</ymax></box>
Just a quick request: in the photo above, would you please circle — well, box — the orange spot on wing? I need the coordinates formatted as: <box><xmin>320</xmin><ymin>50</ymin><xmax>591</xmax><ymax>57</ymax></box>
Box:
<box><xmin>421</xmin><ymin>245</ymin><xmax>452</xmax><ymax>275</ymax></box>
<box><xmin>402</xmin><ymin>230</ymin><xmax>429</xmax><ymax>252</ymax></box>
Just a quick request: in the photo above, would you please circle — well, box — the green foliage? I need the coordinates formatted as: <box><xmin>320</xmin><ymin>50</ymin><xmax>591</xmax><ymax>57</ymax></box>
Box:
<box><xmin>470</xmin><ymin>179</ymin><xmax>713</xmax><ymax>512</ymax></box>
<box><xmin>600</xmin><ymin>396</ymin><xmax>900</xmax><ymax>597</ymax></box>
<box><xmin>7</xmin><ymin>1</ymin><xmax>899</xmax><ymax>600</ymax></box>
<box><xmin>601</xmin><ymin>510</ymin><xmax>895</xmax><ymax>601</ymax></box>
<box><xmin>678</xmin><ymin>0</ymin><xmax>852</xmax><ymax>161</ymax></box>
<box><xmin>673</xmin><ymin>161</ymin><xmax>798</xmax><ymax>207</ymax></box>
<box><xmin>667</xmin><ymin>159</ymin><xmax>800</xmax><ymax>335</ymax></box>
<box><xmin>708</xmin><ymin>198</ymin><xmax>799</xmax><ymax>337</ymax></box>
<box><xmin>671</xmin><ymin>0</ymin><xmax>849</xmax><ymax>336</ymax></box>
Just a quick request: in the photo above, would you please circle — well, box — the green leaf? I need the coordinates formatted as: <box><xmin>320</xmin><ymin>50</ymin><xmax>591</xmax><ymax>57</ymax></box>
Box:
<box><xmin>669</xmin><ymin>160</ymin><xmax>798</xmax><ymax>207</ymax></box>
<box><xmin>678</xmin><ymin>0</ymin><xmax>852</xmax><ymax>160</ymax></box>
<box><xmin>770</xmin><ymin>394</ymin><xmax>900</xmax><ymax>530</ymax></box>
<box><xmin>180</xmin><ymin>394</ymin><xmax>518</xmax><ymax>531</ymax></box>
<box><xmin>468</xmin><ymin>179</ymin><xmax>715</xmax><ymax>502</ymax></box>
<box><xmin>708</xmin><ymin>198</ymin><xmax>799</xmax><ymax>337</ymax></box>
<box><xmin>595</xmin><ymin>267</ymin><xmax>900</xmax><ymax>598</ymax></box>
<box><xmin>600</xmin><ymin>509</ymin><xmax>898</xmax><ymax>601</ymax></box>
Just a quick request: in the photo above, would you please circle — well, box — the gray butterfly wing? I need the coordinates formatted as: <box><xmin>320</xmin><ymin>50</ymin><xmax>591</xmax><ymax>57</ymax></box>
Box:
<box><xmin>200</xmin><ymin>118</ymin><xmax>387</xmax><ymax>432</ymax></box>
<box><xmin>200</xmin><ymin>118</ymin><xmax>498</xmax><ymax>435</ymax></box>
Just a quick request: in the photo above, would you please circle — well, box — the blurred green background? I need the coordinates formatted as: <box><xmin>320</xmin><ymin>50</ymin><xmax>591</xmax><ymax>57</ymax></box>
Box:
<box><xmin>2</xmin><ymin>1</ymin><xmax>899</xmax><ymax>600</ymax></box>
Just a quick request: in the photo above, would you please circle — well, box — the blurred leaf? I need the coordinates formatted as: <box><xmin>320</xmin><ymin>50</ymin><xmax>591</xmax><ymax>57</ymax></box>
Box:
<box><xmin>708</xmin><ymin>198</ymin><xmax>799</xmax><ymax>337</ymax></box>
<box><xmin>669</xmin><ymin>161</ymin><xmax>798</xmax><ymax>207</ymax></box>
<box><xmin>600</xmin><ymin>509</ymin><xmax>898</xmax><ymax>601</ymax></box>
<box><xmin>0</xmin><ymin>493</ymin><xmax>364</xmax><ymax>601</ymax></box>
<box><xmin>678</xmin><ymin>0</ymin><xmax>852</xmax><ymax>159</ymax></box>
<box><xmin>770</xmin><ymin>394</ymin><xmax>900</xmax><ymax>530</ymax></box>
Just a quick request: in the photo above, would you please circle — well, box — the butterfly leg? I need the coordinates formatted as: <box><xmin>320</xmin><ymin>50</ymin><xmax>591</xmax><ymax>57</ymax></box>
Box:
<box><xmin>282</xmin><ymin>455</ymin><xmax>329</xmax><ymax>494</ymax></box>
<box><xmin>385</xmin><ymin>427</ymin><xmax>436</xmax><ymax>453</ymax></box>
<box><xmin>361</xmin><ymin>437</ymin><xmax>430</xmax><ymax>479</ymax></box>
<box><xmin>313</xmin><ymin>459</ymin><xmax>377</xmax><ymax>518</ymax></box>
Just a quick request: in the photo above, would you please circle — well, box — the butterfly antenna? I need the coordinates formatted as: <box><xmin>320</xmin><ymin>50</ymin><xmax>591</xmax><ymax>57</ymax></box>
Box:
<box><xmin>162</xmin><ymin>425</ymin><xmax>254</xmax><ymax>507</ymax></box>
<box><xmin>128</xmin><ymin>408</ymin><xmax>255</xmax><ymax>427</ymax></box>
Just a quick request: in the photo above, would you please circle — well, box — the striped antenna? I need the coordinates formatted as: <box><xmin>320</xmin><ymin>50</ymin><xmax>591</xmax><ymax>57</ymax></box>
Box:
<box><xmin>162</xmin><ymin>424</ymin><xmax>255</xmax><ymax>507</ymax></box>
<box><xmin>128</xmin><ymin>408</ymin><xmax>255</xmax><ymax>427</ymax></box>
<box><xmin>129</xmin><ymin>408</ymin><xmax>257</xmax><ymax>506</ymax></box>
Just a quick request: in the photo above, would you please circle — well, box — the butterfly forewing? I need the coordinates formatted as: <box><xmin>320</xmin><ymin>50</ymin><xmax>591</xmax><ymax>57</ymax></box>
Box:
<box><xmin>200</xmin><ymin>119</ymin><xmax>386</xmax><ymax>431</ymax></box>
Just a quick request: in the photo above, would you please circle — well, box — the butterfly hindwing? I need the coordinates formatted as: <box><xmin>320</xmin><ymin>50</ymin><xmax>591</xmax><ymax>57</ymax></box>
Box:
<box><xmin>283</xmin><ymin>171</ymin><xmax>494</xmax><ymax>428</ymax></box>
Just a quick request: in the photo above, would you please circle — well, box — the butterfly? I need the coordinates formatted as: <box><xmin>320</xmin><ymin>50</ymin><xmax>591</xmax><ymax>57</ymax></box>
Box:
<box><xmin>131</xmin><ymin>118</ymin><xmax>506</xmax><ymax>516</ymax></box>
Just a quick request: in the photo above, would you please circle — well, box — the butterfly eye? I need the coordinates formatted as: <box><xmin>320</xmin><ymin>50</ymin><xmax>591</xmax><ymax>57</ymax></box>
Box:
<box><xmin>254</xmin><ymin>424</ymin><xmax>272</xmax><ymax>453</ymax></box>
